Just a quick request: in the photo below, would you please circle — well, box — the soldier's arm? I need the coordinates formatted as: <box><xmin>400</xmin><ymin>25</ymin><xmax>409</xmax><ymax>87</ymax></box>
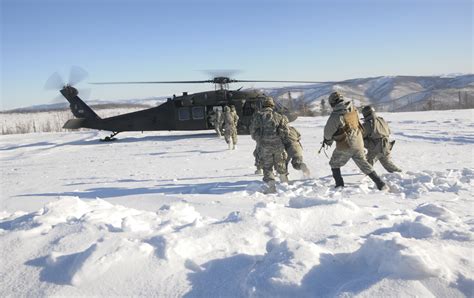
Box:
<box><xmin>278</xmin><ymin>114</ymin><xmax>290</xmax><ymax>140</ymax></box>
<box><xmin>323</xmin><ymin>115</ymin><xmax>342</xmax><ymax>141</ymax></box>
<box><xmin>249</xmin><ymin>115</ymin><xmax>259</xmax><ymax>140</ymax></box>
<box><xmin>362</xmin><ymin>122</ymin><xmax>370</xmax><ymax>139</ymax></box>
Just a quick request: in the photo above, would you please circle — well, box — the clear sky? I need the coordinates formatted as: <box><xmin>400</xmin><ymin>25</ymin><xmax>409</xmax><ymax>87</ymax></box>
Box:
<box><xmin>1</xmin><ymin>0</ymin><xmax>472</xmax><ymax>110</ymax></box>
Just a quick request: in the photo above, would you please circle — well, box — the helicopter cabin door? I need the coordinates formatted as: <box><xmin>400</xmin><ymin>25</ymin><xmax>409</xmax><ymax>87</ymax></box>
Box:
<box><xmin>175</xmin><ymin>105</ymin><xmax>208</xmax><ymax>130</ymax></box>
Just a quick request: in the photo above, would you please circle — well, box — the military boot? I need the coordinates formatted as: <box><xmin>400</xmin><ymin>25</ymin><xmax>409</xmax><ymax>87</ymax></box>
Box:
<box><xmin>264</xmin><ymin>180</ymin><xmax>277</xmax><ymax>194</ymax></box>
<box><xmin>368</xmin><ymin>171</ymin><xmax>388</xmax><ymax>191</ymax></box>
<box><xmin>331</xmin><ymin>168</ymin><xmax>344</xmax><ymax>188</ymax></box>
<box><xmin>255</xmin><ymin>168</ymin><xmax>263</xmax><ymax>175</ymax></box>
<box><xmin>228</xmin><ymin>140</ymin><xmax>233</xmax><ymax>150</ymax></box>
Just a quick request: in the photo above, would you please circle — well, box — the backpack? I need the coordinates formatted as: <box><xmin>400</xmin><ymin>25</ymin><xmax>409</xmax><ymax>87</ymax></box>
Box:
<box><xmin>370</xmin><ymin>116</ymin><xmax>390</xmax><ymax>139</ymax></box>
<box><xmin>259</xmin><ymin>109</ymin><xmax>283</xmax><ymax>137</ymax></box>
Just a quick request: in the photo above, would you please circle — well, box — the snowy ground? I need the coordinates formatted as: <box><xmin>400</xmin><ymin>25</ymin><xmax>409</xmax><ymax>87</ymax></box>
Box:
<box><xmin>1</xmin><ymin>109</ymin><xmax>473</xmax><ymax>297</ymax></box>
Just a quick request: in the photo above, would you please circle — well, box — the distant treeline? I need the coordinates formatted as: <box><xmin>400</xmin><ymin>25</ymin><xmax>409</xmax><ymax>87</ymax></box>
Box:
<box><xmin>0</xmin><ymin>105</ymin><xmax>149</xmax><ymax>135</ymax></box>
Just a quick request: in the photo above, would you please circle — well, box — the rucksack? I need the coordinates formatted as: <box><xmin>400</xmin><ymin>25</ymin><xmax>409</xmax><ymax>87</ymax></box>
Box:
<box><xmin>259</xmin><ymin>109</ymin><xmax>283</xmax><ymax>137</ymax></box>
<box><xmin>370</xmin><ymin>116</ymin><xmax>391</xmax><ymax>139</ymax></box>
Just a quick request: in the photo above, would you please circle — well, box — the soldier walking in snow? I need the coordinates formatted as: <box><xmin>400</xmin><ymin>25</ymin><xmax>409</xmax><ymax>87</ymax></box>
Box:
<box><xmin>323</xmin><ymin>92</ymin><xmax>387</xmax><ymax>190</ymax></box>
<box><xmin>223</xmin><ymin>105</ymin><xmax>239</xmax><ymax>150</ymax></box>
<box><xmin>362</xmin><ymin>106</ymin><xmax>402</xmax><ymax>173</ymax></box>
<box><xmin>281</xmin><ymin>125</ymin><xmax>311</xmax><ymax>178</ymax></box>
<box><xmin>250</xmin><ymin>97</ymin><xmax>290</xmax><ymax>193</ymax></box>
<box><xmin>214</xmin><ymin>108</ymin><xmax>224</xmax><ymax>137</ymax></box>
<box><xmin>250</xmin><ymin>101</ymin><xmax>264</xmax><ymax>174</ymax></box>
<box><xmin>253</xmin><ymin>138</ymin><xmax>263</xmax><ymax>174</ymax></box>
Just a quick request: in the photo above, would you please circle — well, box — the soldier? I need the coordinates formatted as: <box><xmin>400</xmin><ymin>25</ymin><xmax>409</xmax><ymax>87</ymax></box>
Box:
<box><xmin>250</xmin><ymin>97</ymin><xmax>289</xmax><ymax>193</ymax></box>
<box><xmin>323</xmin><ymin>92</ymin><xmax>387</xmax><ymax>190</ymax></box>
<box><xmin>223</xmin><ymin>105</ymin><xmax>239</xmax><ymax>150</ymax></box>
<box><xmin>362</xmin><ymin>105</ymin><xmax>402</xmax><ymax>173</ymax></box>
<box><xmin>250</xmin><ymin>102</ymin><xmax>264</xmax><ymax>174</ymax></box>
<box><xmin>253</xmin><ymin>139</ymin><xmax>263</xmax><ymax>174</ymax></box>
<box><xmin>214</xmin><ymin>107</ymin><xmax>224</xmax><ymax>137</ymax></box>
<box><xmin>282</xmin><ymin>125</ymin><xmax>311</xmax><ymax>178</ymax></box>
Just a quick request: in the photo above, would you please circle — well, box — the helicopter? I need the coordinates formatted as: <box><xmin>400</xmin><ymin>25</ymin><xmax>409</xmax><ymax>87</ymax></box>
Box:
<box><xmin>48</xmin><ymin>69</ymin><xmax>326</xmax><ymax>141</ymax></box>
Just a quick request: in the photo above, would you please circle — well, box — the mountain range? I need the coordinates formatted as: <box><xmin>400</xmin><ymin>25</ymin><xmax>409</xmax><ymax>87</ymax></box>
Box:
<box><xmin>266</xmin><ymin>74</ymin><xmax>474</xmax><ymax>112</ymax></box>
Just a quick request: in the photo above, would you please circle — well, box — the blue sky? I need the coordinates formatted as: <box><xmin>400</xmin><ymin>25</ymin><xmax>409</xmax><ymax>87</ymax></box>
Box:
<box><xmin>1</xmin><ymin>0</ymin><xmax>472</xmax><ymax>109</ymax></box>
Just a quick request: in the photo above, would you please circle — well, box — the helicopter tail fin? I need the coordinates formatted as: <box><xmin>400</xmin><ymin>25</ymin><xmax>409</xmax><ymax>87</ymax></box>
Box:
<box><xmin>60</xmin><ymin>86</ymin><xmax>101</xmax><ymax>120</ymax></box>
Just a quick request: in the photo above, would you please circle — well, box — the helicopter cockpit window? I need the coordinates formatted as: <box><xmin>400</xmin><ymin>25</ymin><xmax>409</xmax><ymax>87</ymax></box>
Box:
<box><xmin>178</xmin><ymin>107</ymin><xmax>191</xmax><ymax>121</ymax></box>
<box><xmin>192</xmin><ymin>106</ymin><xmax>205</xmax><ymax>120</ymax></box>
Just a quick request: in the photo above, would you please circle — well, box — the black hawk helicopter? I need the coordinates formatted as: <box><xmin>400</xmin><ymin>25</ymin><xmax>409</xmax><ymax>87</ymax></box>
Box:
<box><xmin>48</xmin><ymin>69</ymin><xmax>325</xmax><ymax>141</ymax></box>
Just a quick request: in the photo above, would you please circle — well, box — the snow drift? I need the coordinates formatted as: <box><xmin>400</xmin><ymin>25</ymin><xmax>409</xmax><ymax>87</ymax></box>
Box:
<box><xmin>1</xmin><ymin>109</ymin><xmax>473</xmax><ymax>297</ymax></box>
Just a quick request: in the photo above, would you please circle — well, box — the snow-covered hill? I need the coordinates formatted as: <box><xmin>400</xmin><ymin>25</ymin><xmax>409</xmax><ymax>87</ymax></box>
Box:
<box><xmin>0</xmin><ymin>109</ymin><xmax>473</xmax><ymax>296</ymax></box>
<box><xmin>266</xmin><ymin>74</ymin><xmax>474</xmax><ymax>112</ymax></box>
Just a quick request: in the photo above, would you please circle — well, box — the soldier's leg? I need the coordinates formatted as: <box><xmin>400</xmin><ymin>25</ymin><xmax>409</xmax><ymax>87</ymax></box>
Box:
<box><xmin>261</xmin><ymin>147</ymin><xmax>278</xmax><ymax>193</ymax></box>
<box><xmin>224</xmin><ymin>131</ymin><xmax>230</xmax><ymax>143</ymax></box>
<box><xmin>329</xmin><ymin>149</ymin><xmax>352</xmax><ymax>187</ymax></box>
<box><xmin>366</xmin><ymin>150</ymin><xmax>378</xmax><ymax>166</ymax></box>
<box><xmin>352</xmin><ymin>150</ymin><xmax>375</xmax><ymax>175</ymax></box>
<box><xmin>274</xmin><ymin>149</ymin><xmax>289</xmax><ymax>183</ymax></box>
<box><xmin>214</xmin><ymin>125</ymin><xmax>221</xmax><ymax>137</ymax></box>
<box><xmin>285</xmin><ymin>155</ymin><xmax>291</xmax><ymax>173</ymax></box>
<box><xmin>224</xmin><ymin>131</ymin><xmax>233</xmax><ymax>149</ymax></box>
<box><xmin>254</xmin><ymin>147</ymin><xmax>263</xmax><ymax>174</ymax></box>
<box><xmin>379</xmin><ymin>154</ymin><xmax>402</xmax><ymax>173</ymax></box>
<box><xmin>261</xmin><ymin>147</ymin><xmax>276</xmax><ymax>183</ymax></box>
<box><xmin>331</xmin><ymin>168</ymin><xmax>344</xmax><ymax>188</ymax></box>
<box><xmin>329</xmin><ymin>149</ymin><xmax>352</xmax><ymax>169</ymax></box>
<box><xmin>291</xmin><ymin>156</ymin><xmax>303</xmax><ymax>170</ymax></box>
<box><xmin>291</xmin><ymin>154</ymin><xmax>310</xmax><ymax>177</ymax></box>
<box><xmin>232</xmin><ymin>131</ymin><xmax>237</xmax><ymax>148</ymax></box>
<box><xmin>353</xmin><ymin>150</ymin><xmax>387</xmax><ymax>190</ymax></box>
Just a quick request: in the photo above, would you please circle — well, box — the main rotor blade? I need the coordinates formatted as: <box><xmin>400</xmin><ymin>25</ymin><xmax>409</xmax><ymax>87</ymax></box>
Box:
<box><xmin>44</xmin><ymin>72</ymin><xmax>65</xmax><ymax>90</ymax></box>
<box><xmin>91</xmin><ymin>80</ymin><xmax>213</xmax><ymax>85</ymax></box>
<box><xmin>69</xmin><ymin>66</ymin><xmax>89</xmax><ymax>86</ymax></box>
<box><xmin>233</xmin><ymin>80</ymin><xmax>332</xmax><ymax>84</ymax></box>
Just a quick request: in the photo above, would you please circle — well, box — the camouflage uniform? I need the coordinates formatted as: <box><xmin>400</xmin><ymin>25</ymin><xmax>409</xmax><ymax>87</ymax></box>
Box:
<box><xmin>249</xmin><ymin>112</ymin><xmax>263</xmax><ymax>174</ymax></box>
<box><xmin>214</xmin><ymin>109</ymin><xmax>224</xmax><ymax>137</ymax></box>
<box><xmin>324</xmin><ymin>92</ymin><xmax>386</xmax><ymax>190</ymax></box>
<box><xmin>224</xmin><ymin>106</ymin><xmax>239</xmax><ymax>149</ymax></box>
<box><xmin>282</xmin><ymin>126</ymin><xmax>310</xmax><ymax>177</ymax></box>
<box><xmin>253</xmin><ymin>138</ymin><xmax>263</xmax><ymax>174</ymax></box>
<box><xmin>362</xmin><ymin>107</ymin><xmax>401</xmax><ymax>173</ymax></box>
<box><xmin>251</xmin><ymin>106</ymin><xmax>263</xmax><ymax>174</ymax></box>
<box><xmin>250</xmin><ymin>98</ymin><xmax>289</xmax><ymax>192</ymax></box>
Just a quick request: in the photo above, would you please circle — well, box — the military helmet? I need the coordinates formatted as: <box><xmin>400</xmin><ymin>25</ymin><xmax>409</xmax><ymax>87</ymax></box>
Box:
<box><xmin>362</xmin><ymin>105</ymin><xmax>375</xmax><ymax>118</ymax></box>
<box><xmin>224</xmin><ymin>106</ymin><xmax>230</xmax><ymax>112</ymax></box>
<box><xmin>262</xmin><ymin>97</ymin><xmax>275</xmax><ymax>108</ymax></box>
<box><xmin>328</xmin><ymin>92</ymin><xmax>343</xmax><ymax>107</ymax></box>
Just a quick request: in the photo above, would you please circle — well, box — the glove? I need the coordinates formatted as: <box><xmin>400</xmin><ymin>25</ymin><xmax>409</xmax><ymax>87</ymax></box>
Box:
<box><xmin>323</xmin><ymin>139</ymin><xmax>333</xmax><ymax>147</ymax></box>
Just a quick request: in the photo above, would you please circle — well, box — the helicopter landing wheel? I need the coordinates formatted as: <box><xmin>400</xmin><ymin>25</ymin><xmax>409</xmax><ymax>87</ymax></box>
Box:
<box><xmin>101</xmin><ymin>131</ymin><xmax>120</xmax><ymax>142</ymax></box>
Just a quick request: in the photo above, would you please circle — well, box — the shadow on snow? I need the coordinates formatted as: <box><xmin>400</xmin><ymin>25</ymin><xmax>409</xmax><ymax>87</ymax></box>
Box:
<box><xmin>17</xmin><ymin>180</ymin><xmax>254</xmax><ymax>198</ymax></box>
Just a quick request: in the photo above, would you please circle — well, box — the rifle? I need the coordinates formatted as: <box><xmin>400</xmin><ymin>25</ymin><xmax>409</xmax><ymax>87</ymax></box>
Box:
<box><xmin>318</xmin><ymin>140</ymin><xmax>330</xmax><ymax>158</ymax></box>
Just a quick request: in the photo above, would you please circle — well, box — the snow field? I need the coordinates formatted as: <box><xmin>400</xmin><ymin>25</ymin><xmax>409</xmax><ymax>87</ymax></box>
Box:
<box><xmin>0</xmin><ymin>110</ymin><xmax>473</xmax><ymax>296</ymax></box>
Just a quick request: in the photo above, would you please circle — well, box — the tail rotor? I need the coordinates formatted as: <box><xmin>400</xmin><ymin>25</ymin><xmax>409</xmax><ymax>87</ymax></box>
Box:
<box><xmin>45</xmin><ymin>66</ymin><xmax>91</xmax><ymax>103</ymax></box>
